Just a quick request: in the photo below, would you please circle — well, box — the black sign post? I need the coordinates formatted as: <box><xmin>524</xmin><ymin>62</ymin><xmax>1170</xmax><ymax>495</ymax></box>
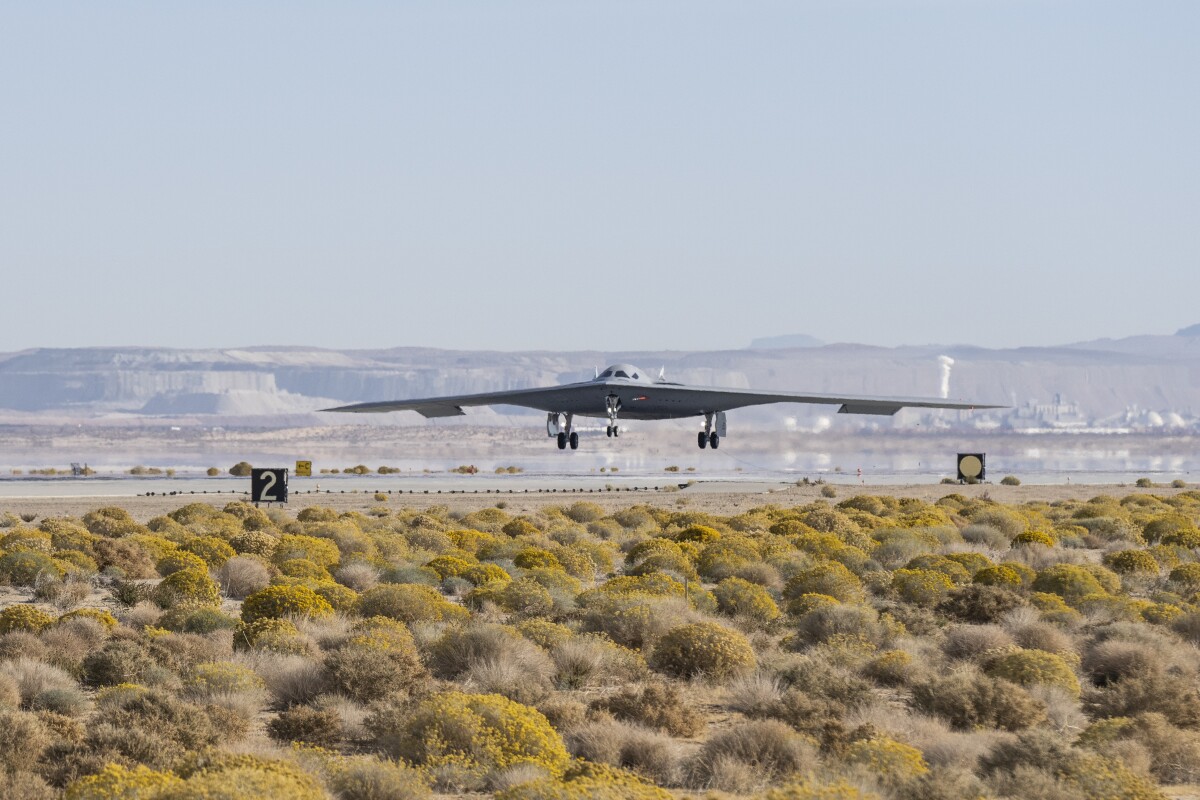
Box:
<box><xmin>251</xmin><ymin>468</ymin><xmax>288</xmax><ymax>505</ymax></box>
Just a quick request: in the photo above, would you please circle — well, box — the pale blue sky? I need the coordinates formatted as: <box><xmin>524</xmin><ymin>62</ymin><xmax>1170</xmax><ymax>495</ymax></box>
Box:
<box><xmin>2</xmin><ymin>2</ymin><xmax>1197</xmax><ymax>352</ymax></box>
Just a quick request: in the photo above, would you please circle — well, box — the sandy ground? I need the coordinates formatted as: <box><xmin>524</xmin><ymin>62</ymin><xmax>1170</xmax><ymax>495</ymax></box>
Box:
<box><xmin>0</xmin><ymin>481</ymin><xmax>1190</xmax><ymax>523</ymax></box>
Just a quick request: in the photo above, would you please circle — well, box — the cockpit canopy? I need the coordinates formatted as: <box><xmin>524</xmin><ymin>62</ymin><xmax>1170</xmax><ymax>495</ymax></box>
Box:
<box><xmin>595</xmin><ymin>363</ymin><xmax>648</xmax><ymax>382</ymax></box>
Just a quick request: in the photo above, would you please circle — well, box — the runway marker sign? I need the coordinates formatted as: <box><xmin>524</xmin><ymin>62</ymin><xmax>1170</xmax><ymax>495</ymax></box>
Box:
<box><xmin>251</xmin><ymin>468</ymin><xmax>289</xmax><ymax>504</ymax></box>
<box><xmin>957</xmin><ymin>453</ymin><xmax>986</xmax><ymax>483</ymax></box>
<box><xmin>295</xmin><ymin>460</ymin><xmax>312</xmax><ymax>477</ymax></box>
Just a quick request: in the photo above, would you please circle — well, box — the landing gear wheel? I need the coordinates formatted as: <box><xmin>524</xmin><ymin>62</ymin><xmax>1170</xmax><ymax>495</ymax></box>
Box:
<box><xmin>606</xmin><ymin>426</ymin><xmax>613</xmax><ymax>438</ymax></box>
<box><xmin>569</xmin><ymin>431</ymin><xmax>579</xmax><ymax>450</ymax></box>
<box><xmin>613</xmin><ymin>426</ymin><xmax>619</xmax><ymax>437</ymax></box>
<box><xmin>709</xmin><ymin>432</ymin><xmax>720</xmax><ymax>449</ymax></box>
<box><xmin>557</xmin><ymin>432</ymin><xmax>567</xmax><ymax>450</ymax></box>
<box><xmin>698</xmin><ymin>431</ymin><xmax>708</xmax><ymax>449</ymax></box>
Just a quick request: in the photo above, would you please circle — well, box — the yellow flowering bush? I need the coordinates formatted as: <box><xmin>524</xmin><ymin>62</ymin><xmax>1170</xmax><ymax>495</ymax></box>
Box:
<box><xmin>65</xmin><ymin>763</ymin><xmax>183</xmax><ymax>800</ymax></box>
<box><xmin>985</xmin><ymin>648</ymin><xmax>1081</xmax><ymax>696</ymax></box>
<box><xmin>713</xmin><ymin>577</ymin><xmax>782</xmax><ymax>623</ymax></box>
<box><xmin>154</xmin><ymin>567</ymin><xmax>221</xmax><ymax>609</ymax></box>
<box><xmin>844</xmin><ymin>736</ymin><xmax>929</xmax><ymax>784</ymax></box>
<box><xmin>891</xmin><ymin>568</ymin><xmax>955</xmax><ymax>607</ymax></box>
<box><xmin>376</xmin><ymin>691</ymin><xmax>570</xmax><ymax>788</ymax></box>
<box><xmin>240</xmin><ymin>584</ymin><xmax>333</xmax><ymax>623</ymax></box>
<box><xmin>0</xmin><ymin>603</ymin><xmax>55</xmax><ymax>633</ymax></box>
<box><xmin>359</xmin><ymin>583</ymin><xmax>468</xmax><ymax>624</ymax></box>
<box><xmin>649</xmin><ymin>621</ymin><xmax>756</xmax><ymax>680</ymax></box>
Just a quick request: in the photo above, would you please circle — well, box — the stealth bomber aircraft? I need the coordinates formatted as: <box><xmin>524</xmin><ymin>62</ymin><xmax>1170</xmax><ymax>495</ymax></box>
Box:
<box><xmin>323</xmin><ymin>363</ymin><xmax>1001</xmax><ymax>450</ymax></box>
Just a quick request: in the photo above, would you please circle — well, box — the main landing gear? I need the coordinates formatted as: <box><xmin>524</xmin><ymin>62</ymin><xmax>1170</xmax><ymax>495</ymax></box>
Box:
<box><xmin>548</xmin><ymin>413</ymin><xmax>578</xmax><ymax>450</ymax></box>
<box><xmin>698</xmin><ymin>413</ymin><xmax>719</xmax><ymax>449</ymax></box>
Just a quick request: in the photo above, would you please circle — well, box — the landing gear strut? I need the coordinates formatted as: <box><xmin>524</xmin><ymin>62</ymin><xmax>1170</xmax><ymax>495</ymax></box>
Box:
<box><xmin>549</xmin><ymin>413</ymin><xmax>577</xmax><ymax>450</ymax></box>
<box><xmin>605</xmin><ymin>394</ymin><xmax>621</xmax><ymax>439</ymax></box>
<box><xmin>698</xmin><ymin>413</ymin><xmax>720</xmax><ymax>449</ymax></box>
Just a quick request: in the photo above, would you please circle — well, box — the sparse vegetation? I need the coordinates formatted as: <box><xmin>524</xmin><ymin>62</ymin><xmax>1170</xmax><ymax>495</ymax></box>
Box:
<box><xmin>0</xmin><ymin>489</ymin><xmax>1194</xmax><ymax>797</ymax></box>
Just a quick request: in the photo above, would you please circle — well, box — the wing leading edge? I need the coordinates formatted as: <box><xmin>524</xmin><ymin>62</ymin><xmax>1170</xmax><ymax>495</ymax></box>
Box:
<box><xmin>323</xmin><ymin>380</ymin><xmax>1002</xmax><ymax>418</ymax></box>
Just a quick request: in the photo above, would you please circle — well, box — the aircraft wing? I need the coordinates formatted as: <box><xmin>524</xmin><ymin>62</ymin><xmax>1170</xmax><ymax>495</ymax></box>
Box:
<box><xmin>639</xmin><ymin>384</ymin><xmax>1004</xmax><ymax>416</ymax></box>
<box><xmin>321</xmin><ymin>382</ymin><xmax>595</xmax><ymax>418</ymax></box>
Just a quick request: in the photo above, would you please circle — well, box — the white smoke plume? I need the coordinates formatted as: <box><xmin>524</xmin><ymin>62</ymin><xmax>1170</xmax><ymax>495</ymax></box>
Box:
<box><xmin>937</xmin><ymin>355</ymin><xmax>955</xmax><ymax>399</ymax></box>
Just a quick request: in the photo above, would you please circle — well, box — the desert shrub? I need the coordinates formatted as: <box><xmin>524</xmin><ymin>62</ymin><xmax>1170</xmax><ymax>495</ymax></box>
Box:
<box><xmin>233</xmin><ymin>618</ymin><xmax>309</xmax><ymax>654</ymax></box>
<box><xmin>167</xmin><ymin>757</ymin><xmax>325</xmax><ymax>800</ymax></box>
<box><xmin>686</xmin><ymin>719</ymin><xmax>817</xmax><ymax>791</ymax></box>
<box><xmin>461</xmin><ymin>563</ymin><xmax>511</xmax><ymax>586</ymax></box>
<box><xmin>1013</xmin><ymin>529</ymin><xmax>1056</xmax><ymax>547</ymax></box>
<box><xmin>154</xmin><ymin>552</ymin><xmax>205</xmax><ymax>578</ymax></box>
<box><xmin>565</xmin><ymin>502</ymin><xmax>605</xmax><ymax>523</ymax></box>
<box><xmin>576</xmin><ymin>593</ymin><xmax>694</xmax><ymax>650</ymax></box>
<box><xmin>64</xmin><ymin>763</ymin><xmax>182</xmax><ymax>800</ymax></box>
<box><xmin>267</xmin><ymin>704</ymin><xmax>343</xmax><ymax>747</ymax></box>
<box><xmin>1143</xmin><ymin>513</ymin><xmax>1197</xmax><ymax>543</ymax></box>
<box><xmin>1168</xmin><ymin>562</ymin><xmax>1200</xmax><ymax>591</ymax></box>
<box><xmin>466</xmin><ymin>577</ymin><xmax>555</xmax><ymax>618</ymax></box>
<box><xmin>229</xmin><ymin>530</ymin><xmax>279</xmax><ymax>557</ymax></box>
<box><xmin>310</xmin><ymin>581</ymin><xmax>359</xmax><ymax>614</ymax></box>
<box><xmin>370</xmin><ymin>691</ymin><xmax>570</xmax><ymax>790</ymax></box>
<box><xmin>565</xmin><ymin>718</ymin><xmax>678</xmax><ymax>785</ymax></box>
<box><xmin>941</xmin><ymin>624</ymin><xmax>1015</xmax><ymax>661</ymax></box>
<box><xmin>972</xmin><ymin>564</ymin><xmax>1024</xmax><ymax>588</ymax></box>
<box><xmin>589</xmin><ymin>682</ymin><xmax>704</xmax><ymax>736</ymax></box>
<box><xmin>1000</xmin><ymin>475</ymin><xmax>1021</xmax><ymax>486</ymax></box>
<box><xmin>85</xmin><ymin>687</ymin><xmax>222</xmax><ymax>768</ymax></box>
<box><xmin>81</xmin><ymin>640</ymin><xmax>158</xmax><ymax>687</ymax></box>
<box><xmin>240</xmin><ymin>584</ymin><xmax>333</xmax><ymax>623</ymax></box>
<box><xmin>844</xmin><ymin>736</ymin><xmax>928</xmax><ymax>785</ymax></box>
<box><xmin>911</xmin><ymin>672</ymin><xmax>1046</xmax><ymax>731</ymax></box>
<box><xmin>359</xmin><ymin>584</ymin><xmax>467</xmax><ymax>624</ymax></box>
<box><xmin>650</xmin><ymin>622</ymin><xmax>756</xmax><ymax>680</ymax></box>
<box><xmin>713</xmin><ymin>577</ymin><xmax>781</xmax><ymax>623</ymax></box>
<box><xmin>1032</xmin><ymin>564</ymin><xmax>1107</xmax><ymax>603</ymax></box>
<box><xmin>550</xmin><ymin>634</ymin><xmax>647</xmax><ymax>690</ymax></box>
<box><xmin>1103</xmin><ymin>549</ymin><xmax>1160</xmax><ymax>575</ymax></box>
<box><xmin>494</xmin><ymin>762</ymin><xmax>670</xmax><ymax>800</ymax></box>
<box><xmin>216</xmin><ymin>556</ymin><xmax>271</xmax><ymax>599</ymax></box>
<box><xmin>514</xmin><ymin>548</ymin><xmax>563</xmax><ymax>571</ymax></box>
<box><xmin>979</xmin><ymin>729</ymin><xmax>1163</xmax><ymax>800</ymax></box>
<box><xmin>938</xmin><ymin>584</ymin><xmax>1026</xmax><ymax>623</ymax></box>
<box><xmin>157</xmin><ymin>606</ymin><xmax>238</xmax><ymax>634</ymax></box>
<box><xmin>92</xmin><ymin>538</ymin><xmax>156</xmax><ymax>578</ymax></box>
<box><xmin>517</xmin><ymin>618</ymin><xmax>572</xmax><ymax>650</ymax></box>
<box><xmin>960</xmin><ymin>523</ymin><xmax>1012</xmax><ymax>549</ymax></box>
<box><xmin>0</xmin><ymin>605</ymin><xmax>55</xmax><ymax>634</ymax></box>
<box><xmin>154</xmin><ymin>567</ymin><xmax>221</xmax><ymax>609</ymax></box>
<box><xmin>427</xmin><ymin>623</ymin><xmax>552</xmax><ymax>702</ymax></box>
<box><xmin>0</xmin><ymin>709</ymin><xmax>49</xmax><ymax>772</ymax></box>
<box><xmin>82</xmin><ymin>506</ymin><xmax>143</xmax><ymax>538</ymax></box>
<box><xmin>784</xmin><ymin>562</ymin><xmax>866</xmax><ymax>605</ymax></box>
<box><xmin>1085</xmin><ymin>666</ymin><xmax>1200</xmax><ymax>727</ymax></box>
<box><xmin>863</xmin><ymin>649</ymin><xmax>920</xmax><ymax>687</ymax></box>
<box><xmin>323</xmin><ymin>617</ymin><xmax>426</xmax><ymax>703</ymax></box>
<box><xmin>792</xmin><ymin>603</ymin><xmax>892</xmax><ymax>647</ymax></box>
<box><xmin>321</xmin><ymin>754</ymin><xmax>432</xmax><ymax>800</ymax></box>
<box><xmin>891</xmin><ymin>568</ymin><xmax>955</xmax><ymax>606</ymax></box>
<box><xmin>986</xmin><ymin>648</ymin><xmax>1081</xmax><ymax>696</ymax></box>
<box><xmin>0</xmin><ymin>552</ymin><xmax>61</xmax><ymax>586</ymax></box>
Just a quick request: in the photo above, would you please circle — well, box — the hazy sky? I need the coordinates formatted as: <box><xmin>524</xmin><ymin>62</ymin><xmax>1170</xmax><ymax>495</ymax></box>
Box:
<box><xmin>2</xmin><ymin>2</ymin><xmax>1198</xmax><ymax>353</ymax></box>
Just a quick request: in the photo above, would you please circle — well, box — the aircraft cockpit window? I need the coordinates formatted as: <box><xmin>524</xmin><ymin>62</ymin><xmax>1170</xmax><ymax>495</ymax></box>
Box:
<box><xmin>632</xmin><ymin>373</ymin><xmax>639</xmax><ymax>379</ymax></box>
<box><xmin>599</xmin><ymin>370</ymin><xmax>613</xmax><ymax>378</ymax></box>
<box><xmin>614</xmin><ymin>370</ymin><xmax>630</xmax><ymax>378</ymax></box>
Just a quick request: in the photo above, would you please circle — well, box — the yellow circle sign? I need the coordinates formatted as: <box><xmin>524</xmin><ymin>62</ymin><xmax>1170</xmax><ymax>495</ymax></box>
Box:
<box><xmin>959</xmin><ymin>455</ymin><xmax>983</xmax><ymax>479</ymax></box>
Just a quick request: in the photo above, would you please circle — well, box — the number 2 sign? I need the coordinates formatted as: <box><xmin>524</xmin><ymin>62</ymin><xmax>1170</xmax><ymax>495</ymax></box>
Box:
<box><xmin>251</xmin><ymin>468</ymin><xmax>289</xmax><ymax>504</ymax></box>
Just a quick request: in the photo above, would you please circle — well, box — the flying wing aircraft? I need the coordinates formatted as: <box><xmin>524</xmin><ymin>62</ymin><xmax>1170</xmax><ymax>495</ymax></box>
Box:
<box><xmin>323</xmin><ymin>363</ymin><xmax>1003</xmax><ymax>450</ymax></box>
